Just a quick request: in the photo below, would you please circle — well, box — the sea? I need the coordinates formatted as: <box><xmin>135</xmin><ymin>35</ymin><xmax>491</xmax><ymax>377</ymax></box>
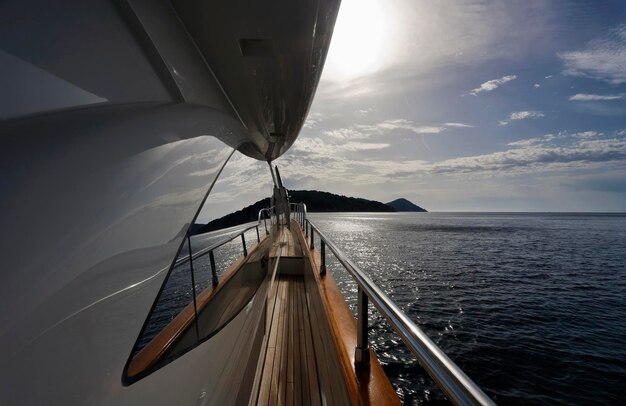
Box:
<box><xmin>308</xmin><ymin>212</ymin><xmax>626</xmax><ymax>405</ymax></box>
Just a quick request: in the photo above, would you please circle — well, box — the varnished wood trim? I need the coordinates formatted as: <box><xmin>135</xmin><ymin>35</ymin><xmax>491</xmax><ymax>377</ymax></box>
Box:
<box><xmin>292</xmin><ymin>220</ymin><xmax>402</xmax><ymax>406</ymax></box>
<box><xmin>127</xmin><ymin>235</ymin><xmax>270</xmax><ymax>378</ymax></box>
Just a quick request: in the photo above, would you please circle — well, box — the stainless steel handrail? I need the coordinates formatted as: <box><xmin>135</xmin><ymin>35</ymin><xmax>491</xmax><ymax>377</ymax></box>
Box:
<box><xmin>300</xmin><ymin>215</ymin><xmax>495</xmax><ymax>406</ymax></box>
<box><xmin>289</xmin><ymin>202</ymin><xmax>307</xmax><ymax>226</ymax></box>
<box><xmin>258</xmin><ymin>206</ymin><xmax>276</xmax><ymax>235</ymax></box>
<box><xmin>189</xmin><ymin>223</ymin><xmax>260</xmax><ymax>263</ymax></box>
<box><xmin>175</xmin><ymin>218</ymin><xmax>267</xmax><ymax>287</ymax></box>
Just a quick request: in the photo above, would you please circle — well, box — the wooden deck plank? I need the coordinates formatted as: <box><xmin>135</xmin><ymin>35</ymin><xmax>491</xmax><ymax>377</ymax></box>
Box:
<box><xmin>306</xmin><ymin>282</ymin><xmax>336</xmax><ymax>406</ymax></box>
<box><xmin>302</xmin><ymin>286</ymin><xmax>321</xmax><ymax>406</ymax></box>
<box><xmin>269</xmin><ymin>280</ymin><xmax>287</xmax><ymax>405</ymax></box>
<box><xmin>256</xmin><ymin>348</ymin><xmax>274</xmax><ymax>406</ymax></box>
<box><xmin>294</xmin><ymin>278</ymin><xmax>302</xmax><ymax>406</ymax></box>
<box><xmin>297</xmin><ymin>279</ymin><xmax>311</xmax><ymax>406</ymax></box>
<box><xmin>258</xmin><ymin>278</ymin><xmax>284</xmax><ymax>405</ymax></box>
<box><xmin>286</xmin><ymin>276</ymin><xmax>295</xmax><ymax>406</ymax></box>
<box><xmin>287</xmin><ymin>277</ymin><xmax>294</xmax><ymax>385</ymax></box>
<box><xmin>278</xmin><ymin>278</ymin><xmax>289</xmax><ymax>406</ymax></box>
<box><xmin>259</xmin><ymin>276</ymin><xmax>291</xmax><ymax>406</ymax></box>
<box><xmin>259</xmin><ymin>272</ymin><xmax>357</xmax><ymax>406</ymax></box>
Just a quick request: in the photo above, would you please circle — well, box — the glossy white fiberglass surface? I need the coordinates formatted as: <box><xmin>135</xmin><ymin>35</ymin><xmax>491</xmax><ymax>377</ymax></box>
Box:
<box><xmin>0</xmin><ymin>103</ymin><xmax>254</xmax><ymax>404</ymax></box>
<box><xmin>0</xmin><ymin>0</ymin><xmax>173</xmax><ymax>121</ymax></box>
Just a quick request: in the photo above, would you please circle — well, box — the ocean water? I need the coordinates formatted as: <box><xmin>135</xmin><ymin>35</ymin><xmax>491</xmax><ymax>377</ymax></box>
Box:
<box><xmin>308</xmin><ymin>212</ymin><xmax>626</xmax><ymax>405</ymax></box>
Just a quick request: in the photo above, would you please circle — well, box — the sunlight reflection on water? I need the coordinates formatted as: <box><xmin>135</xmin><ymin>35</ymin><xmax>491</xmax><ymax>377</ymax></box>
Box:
<box><xmin>309</xmin><ymin>212</ymin><xmax>626</xmax><ymax>405</ymax></box>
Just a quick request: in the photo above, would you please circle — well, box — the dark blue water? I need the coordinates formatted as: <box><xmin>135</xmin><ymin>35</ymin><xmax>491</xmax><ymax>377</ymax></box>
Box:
<box><xmin>309</xmin><ymin>212</ymin><xmax>626</xmax><ymax>405</ymax></box>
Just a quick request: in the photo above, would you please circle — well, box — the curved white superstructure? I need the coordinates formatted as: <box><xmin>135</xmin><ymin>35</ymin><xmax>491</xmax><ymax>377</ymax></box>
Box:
<box><xmin>0</xmin><ymin>1</ymin><xmax>339</xmax><ymax>404</ymax></box>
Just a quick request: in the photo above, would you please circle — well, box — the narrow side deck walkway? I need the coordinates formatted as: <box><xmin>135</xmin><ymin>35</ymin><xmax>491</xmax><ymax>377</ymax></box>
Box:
<box><xmin>257</xmin><ymin>275</ymin><xmax>317</xmax><ymax>405</ymax></box>
<box><xmin>256</xmin><ymin>274</ymin><xmax>347</xmax><ymax>406</ymax></box>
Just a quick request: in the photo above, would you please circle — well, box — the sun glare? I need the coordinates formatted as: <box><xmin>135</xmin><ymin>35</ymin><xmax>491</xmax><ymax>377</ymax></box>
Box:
<box><xmin>325</xmin><ymin>0</ymin><xmax>390</xmax><ymax>80</ymax></box>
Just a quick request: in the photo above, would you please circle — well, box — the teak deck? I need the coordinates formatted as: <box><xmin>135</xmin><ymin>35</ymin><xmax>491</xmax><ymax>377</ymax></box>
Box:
<box><xmin>254</xmin><ymin>222</ymin><xmax>400</xmax><ymax>406</ymax></box>
<box><xmin>256</xmin><ymin>275</ymin><xmax>327</xmax><ymax>406</ymax></box>
<box><xmin>273</xmin><ymin>226</ymin><xmax>302</xmax><ymax>258</ymax></box>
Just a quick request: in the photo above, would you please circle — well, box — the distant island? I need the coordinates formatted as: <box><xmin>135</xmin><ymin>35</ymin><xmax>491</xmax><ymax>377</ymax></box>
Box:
<box><xmin>386</xmin><ymin>198</ymin><xmax>427</xmax><ymax>212</ymax></box>
<box><xmin>194</xmin><ymin>190</ymin><xmax>426</xmax><ymax>234</ymax></box>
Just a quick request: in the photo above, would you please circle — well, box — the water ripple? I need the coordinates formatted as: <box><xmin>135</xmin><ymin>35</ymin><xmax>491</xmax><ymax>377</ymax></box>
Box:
<box><xmin>311</xmin><ymin>212</ymin><xmax>626</xmax><ymax>405</ymax></box>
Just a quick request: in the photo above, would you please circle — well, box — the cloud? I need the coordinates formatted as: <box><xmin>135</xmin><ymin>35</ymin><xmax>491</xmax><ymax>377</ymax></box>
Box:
<box><xmin>293</xmin><ymin>137</ymin><xmax>389</xmax><ymax>154</ymax></box>
<box><xmin>355</xmin><ymin>108</ymin><xmax>372</xmax><ymax>116</ymax></box>
<box><xmin>344</xmin><ymin>138</ymin><xmax>626</xmax><ymax>180</ymax></box>
<box><xmin>569</xmin><ymin>93</ymin><xmax>626</xmax><ymax>101</ymax></box>
<box><xmin>364</xmin><ymin>119</ymin><xmax>445</xmax><ymax>134</ymax></box>
<box><xmin>508</xmin><ymin>131</ymin><xmax>600</xmax><ymax>147</ymax></box>
<box><xmin>534</xmin><ymin>83</ymin><xmax>541</xmax><ymax>88</ymax></box>
<box><xmin>444</xmin><ymin>122</ymin><xmax>474</xmax><ymax>128</ymax></box>
<box><xmin>617</xmin><ymin>130</ymin><xmax>626</xmax><ymax>136</ymax></box>
<box><xmin>572</xmin><ymin>131</ymin><xmax>601</xmax><ymax>138</ymax></box>
<box><xmin>424</xmin><ymin>138</ymin><xmax>626</xmax><ymax>176</ymax></box>
<box><xmin>357</xmin><ymin>119</ymin><xmax>473</xmax><ymax>135</ymax></box>
<box><xmin>320</xmin><ymin>119</ymin><xmax>471</xmax><ymax>140</ymax></box>
<box><xmin>323</xmin><ymin>127</ymin><xmax>368</xmax><ymax>140</ymax></box>
<box><xmin>507</xmin><ymin>138</ymin><xmax>543</xmax><ymax>147</ymax></box>
<box><xmin>499</xmin><ymin>111</ymin><xmax>545</xmax><ymax>125</ymax></box>
<box><xmin>211</xmin><ymin>131</ymin><xmax>626</xmax><ymax>210</ymax></box>
<box><xmin>303</xmin><ymin>112</ymin><xmax>323</xmax><ymax>129</ymax></box>
<box><xmin>469</xmin><ymin>75</ymin><xmax>517</xmax><ymax>95</ymax></box>
<box><xmin>558</xmin><ymin>24</ymin><xmax>626</xmax><ymax>84</ymax></box>
<box><xmin>344</xmin><ymin>142</ymin><xmax>390</xmax><ymax>151</ymax></box>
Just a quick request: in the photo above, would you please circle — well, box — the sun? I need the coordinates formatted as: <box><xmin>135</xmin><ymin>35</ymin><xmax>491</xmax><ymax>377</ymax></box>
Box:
<box><xmin>325</xmin><ymin>0</ymin><xmax>391</xmax><ymax>80</ymax></box>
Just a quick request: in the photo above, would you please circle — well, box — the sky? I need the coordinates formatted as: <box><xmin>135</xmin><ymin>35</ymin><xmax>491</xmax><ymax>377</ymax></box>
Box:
<box><xmin>200</xmin><ymin>0</ymin><xmax>626</xmax><ymax>222</ymax></box>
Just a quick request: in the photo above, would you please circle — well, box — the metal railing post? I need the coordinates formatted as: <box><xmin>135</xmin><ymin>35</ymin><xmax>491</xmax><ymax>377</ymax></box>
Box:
<box><xmin>187</xmin><ymin>233</ymin><xmax>200</xmax><ymax>342</ymax></box>
<box><xmin>320</xmin><ymin>240</ymin><xmax>326</xmax><ymax>275</ymax></box>
<box><xmin>310</xmin><ymin>227</ymin><xmax>315</xmax><ymax>250</ymax></box>
<box><xmin>241</xmin><ymin>233</ymin><xmax>248</xmax><ymax>256</ymax></box>
<box><xmin>209</xmin><ymin>250</ymin><xmax>218</xmax><ymax>287</ymax></box>
<box><xmin>305</xmin><ymin>220</ymin><xmax>309</xmax><ymax>238</ymax></box>
<box><xmin>355</xmin><ymin>287</ymin><xmax>370</xmax><ymax>367</ymax></box>
<box><xmin>256</xmin><ymin>226</ymin><xmax>260</xmax><ymax>242</ymax></box>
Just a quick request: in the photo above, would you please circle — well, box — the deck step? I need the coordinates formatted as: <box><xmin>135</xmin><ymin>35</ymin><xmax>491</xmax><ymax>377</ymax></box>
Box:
<box><xmin>271</xmin><ymin>226</ymin><xmax>305</xmax><ymax>275</ymax></box>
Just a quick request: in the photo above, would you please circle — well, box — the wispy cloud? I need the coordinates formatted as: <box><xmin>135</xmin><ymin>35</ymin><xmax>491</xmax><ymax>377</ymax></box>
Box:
<box><xmin>357</xmin><ymin>119</ymin><xmax>473</xmax><ymax>135</ymax></box>
<box><xmin>284</xmin><ymin>135</ymin><xmax>626</xmax><ymax>182</ymax></box>
<box><xmin>469</xmin><ymin>75</ymin><xmax>517</xmax><ymax>95</ymax></box>
<box><xmin>569</xmin><ymin>93</ymin><xmax>626</xmax><ymax>101</ymax></box>
<box><xmin>318</xmin><ymin>119</ymin><xmax>473</xmax><ymax>145</ymax></box>
<box><xmin>508</xmin><ymin>133</ymin><xmax>558</xmax><ymax>147</ymax></box>
<box><xmin>209</xmin><ymin>130</ymin><xmax>626</xmax><ymax>212</ymax></box>
<box><xmin>508</xmin><ymin>131</ymin><xmax>601</xmax><ymax>147</ymax></box>
<box><xmin>294</xmin><ymin>137</ymin><xmax>389</xmax><ymax>154</ymax></box>
<box><xmin>572</xmin><ymin>131</ymin><xmax>602</xmax><ymax>138</ymax></box>
<box><xmin>559</xmin><ymin>24</ymin><xmax>626</xmax><ymax>84</ymax></box>
<box><xmin>323</xmin><ymin>127</ymin><xmax>368</xmax><ymax>140</ymax></box>
<box><xmin>363</xmin><ymin>119</ymin><xmax>445</xmax><ymax>134</ymax></box>
<box><xmin>425</xmin><ymin>138</ymin><xmax>626</xmax><ymax>176</ymax></box>
<box><xmin>444</xmin><ymin>122</ymin><xmax>474</xmax><ymax>128</ymax></box>
<box><xmin>499</xmin><ymin>111</ymin><xmax>545</xmax><ymax>125</ymax></box>
<box><xmin>303</xmin><ymin>112</ymin><xmax>324</xmax><ymax>129</ymax></box>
